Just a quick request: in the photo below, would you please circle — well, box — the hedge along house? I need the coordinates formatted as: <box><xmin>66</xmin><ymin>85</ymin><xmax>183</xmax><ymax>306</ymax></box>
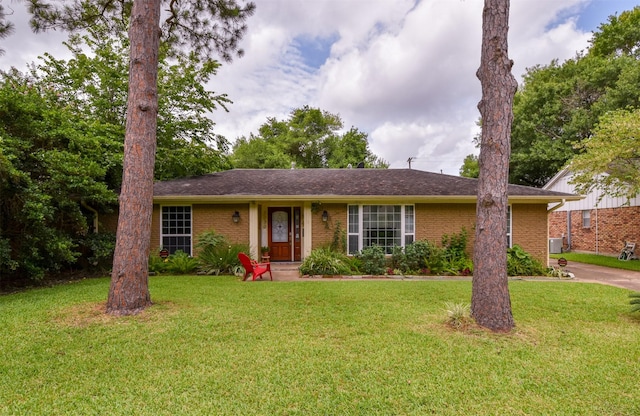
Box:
<box><xmin>544</xmin><ymin>168</ymin><xmax>639</xmax><ymax>256</ymax></box>
<box><xmin>152</xmin><ymin>168</ymin><xmax>580</xmax><ymax>264</ymax></box>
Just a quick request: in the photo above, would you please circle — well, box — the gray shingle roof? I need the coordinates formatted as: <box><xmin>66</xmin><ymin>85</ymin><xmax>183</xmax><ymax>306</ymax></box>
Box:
<box><xmin>153</xmin><ymin>169</ymin><xmax>579</xmax><ymax>202</ymax></box>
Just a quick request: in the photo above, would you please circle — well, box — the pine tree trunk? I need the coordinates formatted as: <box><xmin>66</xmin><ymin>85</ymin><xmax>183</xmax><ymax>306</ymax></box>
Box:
<box><xmin>106</xmin><ymin>0</ymin><xmax>161</xmax><ymax>315</ymax></box>
<box><xmin>472</xmin><ymin>0</ymin><xmax>518</xmax><ymax>332</ymax></box>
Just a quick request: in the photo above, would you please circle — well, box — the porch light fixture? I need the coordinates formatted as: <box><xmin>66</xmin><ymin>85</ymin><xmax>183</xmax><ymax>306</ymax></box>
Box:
<box><xmin>232</xmin><ymin>211</ymin><xmax>240</xmax><ymax>223</ymax></box>
<box><xmin>322</xmin><ymin>210</ymin><xmax>328</xmax><ymax>222</ymax></box>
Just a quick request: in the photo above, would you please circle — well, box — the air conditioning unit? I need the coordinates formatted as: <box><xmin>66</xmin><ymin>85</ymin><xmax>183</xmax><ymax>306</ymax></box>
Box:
<box><xmin>549</xmin><ymin>238</ymin><xmax>563</xmax><ymax>254</ymax></box>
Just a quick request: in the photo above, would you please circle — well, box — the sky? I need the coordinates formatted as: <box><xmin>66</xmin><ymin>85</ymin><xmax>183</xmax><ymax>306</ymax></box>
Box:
<box><xmin>2</xmin><ymin>0</ymin><xmax>640</xmax><ymax>175</ymax></box>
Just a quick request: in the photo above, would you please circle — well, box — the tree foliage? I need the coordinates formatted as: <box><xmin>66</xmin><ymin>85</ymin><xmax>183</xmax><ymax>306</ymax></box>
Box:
<box><xmin>0</xmin><ymin>3</ymin><xmax>14</xmax><ymax>56</ymax></box>
<box><xmin>27</xmin><ymin>0</ymin><xmax>255</xmax><ymax>62</ymax></box>
<box><xmin>26</xmin><ymin>0</ymin><xmax>256</xmax><ymax>314</ymax></box>
<box><xmin>0</xmin><ymin>69</ymin><xmax>118</xmax><ymax>281</ymax></box>
<box><xmin>4</xmin><ymin>1</ymin><xmax>250</xmax><ymax>288</ymax></box>
<box><xmin>507</xmin><ymin>6</ymin><xmax>640</xmax><ymax>187</ymax></box>
<box><xmin>459</xmin><ymin>154</ymin><xmax>479</xmax><ymax>178</ymax></box>
<box><xmin>569</xmin><ymin>108</ymin><xmax>640</xmax><ymax>201</ymax></box>
<box><xmin>33</xmin><ymin>25</ymin><xmax>233</xmax><ymax>183</ymax></box>
<box><xmin>231</xmin><ymin>106</ymin><xmax>388</xmax><ymax>169</ymax></box>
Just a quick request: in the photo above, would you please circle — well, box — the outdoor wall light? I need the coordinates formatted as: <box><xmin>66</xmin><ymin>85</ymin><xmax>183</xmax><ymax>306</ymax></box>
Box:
<box><xmin>232</xmin><ymin>211</ymin><xmax>240</xmax><ymax>223</ymax></box>
<box><xmin>322</xmin><ymin>210</ymin><xmax>328</xmax><ymax>222</ymax></box>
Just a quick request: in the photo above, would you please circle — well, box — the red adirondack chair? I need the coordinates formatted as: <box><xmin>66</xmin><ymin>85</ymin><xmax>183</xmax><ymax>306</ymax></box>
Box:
<box><xmin>238</xmin><ymin>252</ymin><xmax>273</xmax><ymax>281</ymax></box>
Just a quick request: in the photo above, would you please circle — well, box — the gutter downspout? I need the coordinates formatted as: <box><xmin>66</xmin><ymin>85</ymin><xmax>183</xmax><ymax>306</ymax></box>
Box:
<box><xmin>548</xmin><ymin>199</ymin><xmax>566</xmax><ymax>254</ymax></box>
<box><xmin>81</xmin><ymin>200</ymin><xmax>99</xmax><ymax>233</ymax></box>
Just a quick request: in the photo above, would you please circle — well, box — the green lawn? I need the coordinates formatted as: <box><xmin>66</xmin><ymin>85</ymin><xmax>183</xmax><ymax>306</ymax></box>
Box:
<box><xmin>551</xmin><ymin>252</ymin><xmax>640</xmax><ymax>271</ymax></box>
<box><xmin>1</xmin><ymin>276</ymin><xmax>639</xmax><ymax>415</ymax></box>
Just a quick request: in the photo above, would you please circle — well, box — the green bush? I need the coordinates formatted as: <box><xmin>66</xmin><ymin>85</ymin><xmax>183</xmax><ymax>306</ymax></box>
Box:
<box><xmin>195</xmin><ymin>230</ymin><xmax>249</xmax><ymax>275</ymax></box>
<box><xmin>299</xmin><ymin>247</ymin><xmax>352</xmax><ymax>276</ymax></box>
<box><xmin>148</xmin><ymin>252</ymin><xmax>169</xmax><ymax>274</ymax></box>
<box><xmin>80</xmin><ymin>232</ymin><xmax>116</xmax><ymax>270</ymax></box>
<box><xmin>391</xmin><ymin>231</ymin><xmax>472</xmax><ymax>276</ymax></box>
<box><xmin>507</xmin><ymin>245</ymin><xmax>547</xmax><ymax>276</ymax></box>
<box><xmin>356</xmin><ymin>245</ymin><xmax>387</xmax><ymax>275</ymax></box>
<box><xmin>165</xmin><ymin>251</ymin><xmax>199</xmax><ymax>275</ymax></box>
<box><xmin>441</xmin><ymin>228</ymin><xmax>468</xmax><ymax>261</ymax></box>
<box><xmin>630</xmin><ymin>292</ymin><xmax>640</xmax><ymax>313</ymax></box>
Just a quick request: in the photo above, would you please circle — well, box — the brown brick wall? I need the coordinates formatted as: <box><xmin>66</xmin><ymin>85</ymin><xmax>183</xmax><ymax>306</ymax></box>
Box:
<box><xmin>549</xmin><ymin>207</ymin><xmax>640</xmax><ymax>255</ymax></box>
<box><xmin>145</xmin><ymin>201</ymin><xmax>550</xmax><ymax>263</ymax></box>
<box><xmin>512</xmin><ymin>204</ymin><xmax>548</xmax><ymax>263</ymax></box>
<box><xmin>415</xmin><ymin>203</ymin><xmax>548</xmax><ymax>263</ymax></box>
<box><xmin>311</xmin><ymin>204</ymin><xmax>347</xmax><ymax>249</ymax></box>
<box><xmin>151</xmin><ymin>204</ymin><xmax>250</xmax><ymax>255</ymax></box>
<box><xmin>415</xmin><ymin>203</ymin><xmax>476</xmax><ymax>257</ymax></box>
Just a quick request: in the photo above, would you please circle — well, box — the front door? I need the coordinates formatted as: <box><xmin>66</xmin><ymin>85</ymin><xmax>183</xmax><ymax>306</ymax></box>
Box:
<box><xmin>269</xmin><ymin>207</ymin><xmax>292</xmax><ymax>261</ymax></box>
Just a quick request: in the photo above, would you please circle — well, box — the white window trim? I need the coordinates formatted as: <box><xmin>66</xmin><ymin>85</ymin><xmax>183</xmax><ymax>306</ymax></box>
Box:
<box><xmin>507</xmin><ymin>205</ymin><xmax>512</xmax><ymax>248</ymax></box>
<box><xmin>160</xmin><ymin>205</ymin><xmax>193</xmax><ymax>255</ymax></box>
<box><xmin>348</xmin><ymin>204</ymin><xmax>415</xmax><ymax>254</ymax></box>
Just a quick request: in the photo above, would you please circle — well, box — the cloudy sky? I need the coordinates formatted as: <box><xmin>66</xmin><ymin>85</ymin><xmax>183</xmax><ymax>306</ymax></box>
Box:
<box><xmin>2</xmin><ymin>0</ymin><xmax>639</xmax><ymax>174</ymax></box>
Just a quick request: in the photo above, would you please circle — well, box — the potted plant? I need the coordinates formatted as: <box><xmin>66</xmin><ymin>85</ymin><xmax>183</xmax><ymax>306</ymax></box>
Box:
<box><xmin>261</xmin><ymin>246</ymin><xmax>270</xmax><ymax>255</ymax></box>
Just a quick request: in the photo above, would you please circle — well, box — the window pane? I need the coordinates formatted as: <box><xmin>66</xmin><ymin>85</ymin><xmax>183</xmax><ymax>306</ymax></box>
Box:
<box><xmin>161</xmin><ymin>206</ymin><xmax>192</xmax><ymax>255</ymax></box>
<box><xmin>362</xmin><ymin>205</ymin><xmax>401</xmax><ymax>254</ymax></box>
<box><xmin>582</xmin><ymin>210</ymin><xmax>591</xmax><ymax>228</ymax></box>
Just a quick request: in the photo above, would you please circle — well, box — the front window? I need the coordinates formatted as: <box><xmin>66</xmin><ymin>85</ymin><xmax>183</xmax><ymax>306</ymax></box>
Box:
<box><xmin>161</xmin><ymin>206</ymin><xmax>192</xmax><ymax>255</ymax></box>
<box><xmin>348</xmin><ymin>205</ymin><xmax>414</xmax><ymax>254</ymax></box>
<box><xmin>582</xmin><ymin>210</ymin><xmax>591</xmax><ymax>228</ymax></box>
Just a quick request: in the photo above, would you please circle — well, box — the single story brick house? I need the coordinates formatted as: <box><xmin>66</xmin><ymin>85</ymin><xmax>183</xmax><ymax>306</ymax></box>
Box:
<box><xmin>544</xmin><ymin>168</ymin><xmax>639</xmax><ymax>255</ymax></box>
<box><xmin>152</xmin><ymin>168</ymin><xmax>579</xmax><ymax>264</ymax></box>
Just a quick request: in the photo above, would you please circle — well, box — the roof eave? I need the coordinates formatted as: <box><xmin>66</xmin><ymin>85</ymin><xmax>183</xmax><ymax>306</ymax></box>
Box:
<box><xmin>153</xmin><ymin>194</ymin><xmax>582</xmax><ymax>204</ymax></box>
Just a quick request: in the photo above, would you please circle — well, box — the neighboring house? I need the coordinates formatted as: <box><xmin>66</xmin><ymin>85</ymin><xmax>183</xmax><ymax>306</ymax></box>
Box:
<box><xmin>544</xmin><ymin>168</ymin><xmax>640</xmax><ymax>255</ymax></box>
<box><xmin>152</xmin><ymin>168</ymin><xmax>579</xmax><ymax>264</ymax></box>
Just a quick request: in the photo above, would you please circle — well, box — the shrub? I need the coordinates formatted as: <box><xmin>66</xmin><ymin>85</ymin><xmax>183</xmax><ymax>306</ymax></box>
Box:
<box><xmin>507</xmin><ymin>245</ymin><xmax>547</xmax><ymax>276</ymax></box>
<box><xmin>630</xmin><ymin>292</ymin><xmax>640</xmax><ymax>313</ymax></box>
<box><xmin>390</xmin><ymin>230</ymin><xmax>471</xmax><ymax>276</ymax></box>
<box><xmin>392</xmin><ymin>240</ymin><xmax>436</xmax><ymax>273</ymax></box>
<box><xmin>299</xmin><ymin>247</ymin><xmax>352</xmax><ymax>276</ymax></box>
<box><xmin>441</xmin><ymin>228</ymin><xmax>468</xmax><ymax>261</ymax></box>
<box><xmin>195</xmin><ymin>230</ymin><xmax>249</xmax><ymax>275</ymax></box>
<box><xmin>356</xmin><ymin>245</ymin><xmax>386</xmax><ymax>275</ymax></box>
<box><xmin>443</xmin><ymin>301</ymin><xmax>473</xmax><ymax>329</ymax></box>
<box><xmin>148</xmin><ymin>251</ymin><xmax>168</xmax><ymax>274</ymax></box>
<box><xmin>165</xmin><ymin>251</ymin><xmax>199</xmax><ymax>275</ymax></box>
<box><xmin>80</xmin><ymin>232</ymin><xmax>116</xmax><ymax>270</ymax></box>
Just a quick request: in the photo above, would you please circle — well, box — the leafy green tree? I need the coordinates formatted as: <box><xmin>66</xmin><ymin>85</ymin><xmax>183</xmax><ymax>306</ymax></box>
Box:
<box><xmin>569</xmin><ymin>109</ymin><xmax>640</xmax><ymax>201</ymax></box>
<box><xmin>34</xmin><ymin>26</ymin><xmax>233</xmax><ymax>183</ymax></box>
<box><xmin>510</xmin><ymin>6</ymin><xmax>640</xmax><ymax>187</ymax></box>
<box><xmin>590</xmin><ymin>6</ymin><xmax>640</xmax><ymax>58</ymax></box>
<box><xmin>0</xmin><ymin>69</ymin><xmax>118</xmax><ymax>281</ymax></box>
<box><xmin>231</xmin><ymin>135</ymin><xmax>292</xmax><ymax>168</ymax></box>
<box><xmin>459</xmin><ymin>154</ymin><xmax>479</xmax><ymax>178</ymax></box>
<box><xmin>232</xmin><ymin>106</ymin><xmax>387</xmax><ymax>169</ymax></box>
<box><xmin>27</xmin><ymin>0</ymin><xmax>255</xmax><ymax>315</ymax></box>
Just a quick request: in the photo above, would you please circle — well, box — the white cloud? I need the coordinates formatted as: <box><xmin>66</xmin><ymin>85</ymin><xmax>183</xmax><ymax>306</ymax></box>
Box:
<box><xmin>1</xmin><ymin>0</ymin><xmax>622</xmax><ymax>175</ymax></box>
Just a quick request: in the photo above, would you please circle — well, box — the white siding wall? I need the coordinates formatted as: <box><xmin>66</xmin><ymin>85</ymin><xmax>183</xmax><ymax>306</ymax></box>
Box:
<box><xmin>544</xmin><ymin>170</ymin><xmax>640</xmax><ymax>211</ymax></box>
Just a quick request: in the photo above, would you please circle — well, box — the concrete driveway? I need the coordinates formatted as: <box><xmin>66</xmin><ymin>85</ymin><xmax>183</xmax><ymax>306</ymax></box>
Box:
<box><xmin>557</xmin><ymin>259</ymin><xmax>640</xmax><ymax>292</ymax></box>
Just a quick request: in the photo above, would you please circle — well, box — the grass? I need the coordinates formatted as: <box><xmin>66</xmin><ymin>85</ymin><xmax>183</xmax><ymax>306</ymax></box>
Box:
<box><xmin>1</xmin><ymin>276</ymin><xmax>639</xmax><ymax>415</ymax></box>
<box><xmin>551</xmin><ymin>252</ymin><xmax>640</xmax><ymax>271</ymax></box>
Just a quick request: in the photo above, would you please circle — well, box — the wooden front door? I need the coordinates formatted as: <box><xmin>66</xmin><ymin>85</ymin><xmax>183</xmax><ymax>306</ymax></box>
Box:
<box><xmin>269</xmin><ymin>207</ymin><xmax>292</xmax><ymax>261</ymax></box>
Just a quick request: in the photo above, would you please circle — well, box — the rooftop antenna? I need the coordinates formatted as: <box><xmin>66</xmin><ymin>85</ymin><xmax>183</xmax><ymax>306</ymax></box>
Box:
<box><xmin>407</xmin><ymin>157</ymin><xmax>415</xmax><ymax>169</ymax></box>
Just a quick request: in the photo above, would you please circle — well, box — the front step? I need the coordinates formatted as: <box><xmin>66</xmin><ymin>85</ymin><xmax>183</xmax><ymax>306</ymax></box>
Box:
<box><xmin>269</xmin><ymin>262</ymin><xmax>301</xmax><ymax>271</ymax></box>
